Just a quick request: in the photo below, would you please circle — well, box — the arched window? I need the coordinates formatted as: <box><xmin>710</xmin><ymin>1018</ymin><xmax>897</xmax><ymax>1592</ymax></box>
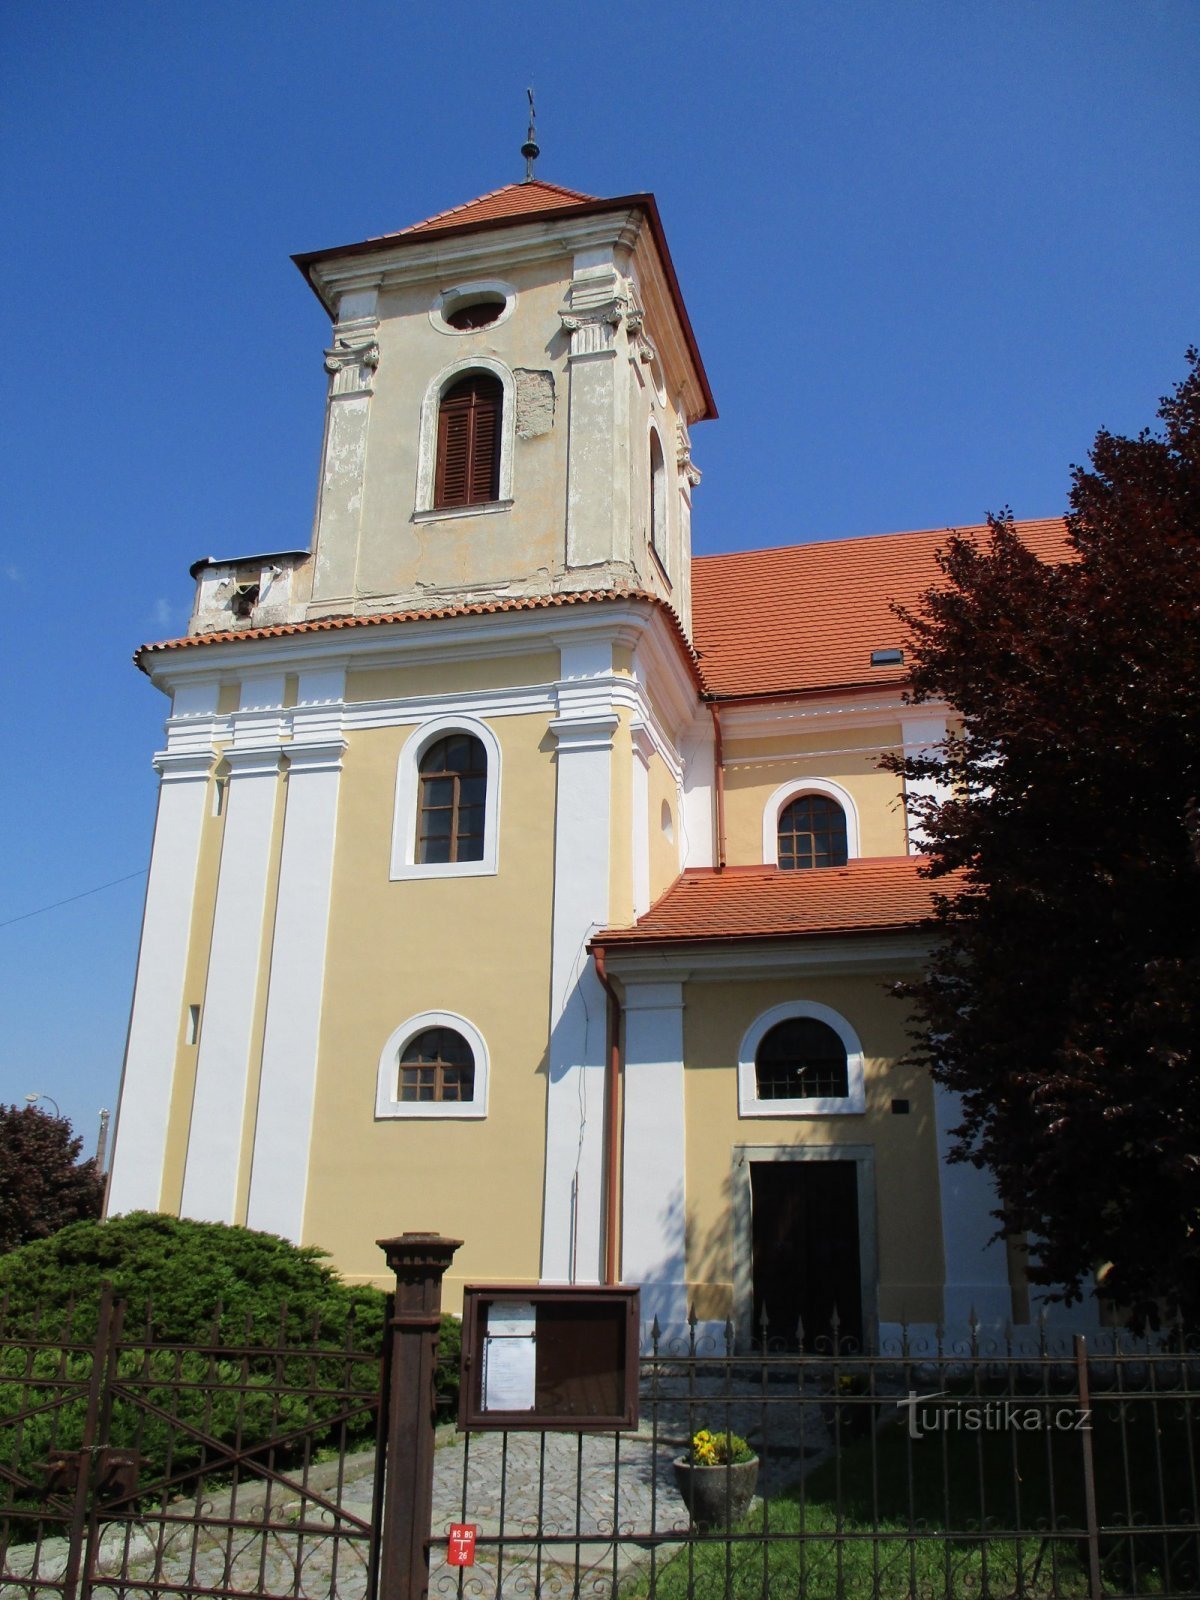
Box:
<box><xmin>738</xmin><ymin>1001</ymin><xmax>866</xmax><ymax>1117</ymax></box>
<box><xmin>777</xmin><ymin>793</ymin><xmax>848</xmax><ymax>870</ymax></box>
<box><xmin>649</xmin><ymin>428</ymin><xmax>668</xmax><ymax>569</ymax></box>
<box><xmin>416</xmin><ymin>734</ymin><xmax>486</xmax><ymax>864</ymax></box>
<box><xmin>376</xmin><ymin>1010</ymin><xmax>490</xmax><ymax>1119</ymax></box>
<box><xmin>755</xmin><ymin>1017</ymin><xmax>848</xmax><ymax>1101</ymax></box>
<box><xmin>398</xmin><ymin>1027</ymin><xmax>475</xmax><ymax>1103</ymax></box>
<box><xmin>434</xmin><ymin>373</ymin><xmax>502</xmax><ymax>508</ymax></box>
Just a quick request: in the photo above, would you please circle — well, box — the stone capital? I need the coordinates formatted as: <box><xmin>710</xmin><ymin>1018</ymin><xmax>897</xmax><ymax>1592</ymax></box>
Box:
<box><xmin>324</xmin><ymin>324</ymin><xmax>380</xmax><ymax>397</ymax></box>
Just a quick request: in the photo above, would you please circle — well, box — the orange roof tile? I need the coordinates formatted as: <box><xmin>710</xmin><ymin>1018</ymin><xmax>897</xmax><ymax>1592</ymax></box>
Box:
<box><xmin>594</xmin><ymin>857</ymin><xmax>959</xmax><ymax>948</ymax></box>
<box><xmin>135</xmin><ymin>587</ymin><xmax>702</xmax><ymax>676</ymax></box>
<box><xmin>692</xmin><ymin>517</ymin><xmax>1071</xmax><ymax>699</ymax></box>
<box><xmin>396</xmin><ymin>179</ymin><xmax>597</xmax><ymax>236</ymax></box>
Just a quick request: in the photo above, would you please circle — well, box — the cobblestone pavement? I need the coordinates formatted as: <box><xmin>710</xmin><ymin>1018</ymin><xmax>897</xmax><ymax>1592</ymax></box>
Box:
<box><xmin>1</xmin><ymin>1394</ymin><xmax>841</xmax><ymax>1600</ymax></box>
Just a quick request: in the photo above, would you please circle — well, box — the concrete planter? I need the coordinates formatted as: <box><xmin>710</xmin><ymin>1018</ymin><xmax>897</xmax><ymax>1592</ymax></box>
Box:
<box><xmin>671</xmin><ymin>1455</ymin><xmax>759</xmax><ymax>1528</ymax></box>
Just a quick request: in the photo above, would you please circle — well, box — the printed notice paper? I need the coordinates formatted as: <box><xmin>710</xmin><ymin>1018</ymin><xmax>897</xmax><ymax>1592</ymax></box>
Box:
<box><xmin>482</xmin><ymin>1301</ymin><xmax>537</xmax><ymax>1411</ymax></box>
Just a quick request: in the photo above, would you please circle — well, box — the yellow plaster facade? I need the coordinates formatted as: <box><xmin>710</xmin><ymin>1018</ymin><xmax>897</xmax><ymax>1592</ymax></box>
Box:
<box><xmin>109</xmin><ymin>177</ymin><xmax>1065</xmax><ymax>1355</ymax></box>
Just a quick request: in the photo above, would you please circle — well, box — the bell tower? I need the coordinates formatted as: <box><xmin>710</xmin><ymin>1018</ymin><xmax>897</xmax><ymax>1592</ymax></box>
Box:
<box><xmin>280</xmin><ymin>180</ymin><xmax>715</xmax><ymax>636</ymax></box>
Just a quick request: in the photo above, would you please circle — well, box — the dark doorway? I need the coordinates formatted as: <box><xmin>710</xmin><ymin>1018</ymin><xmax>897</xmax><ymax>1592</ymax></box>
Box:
<box><xmin>750</xmin><ymin>1159</ymin><xmax>864</xmax><ymax>1351</ymax></box>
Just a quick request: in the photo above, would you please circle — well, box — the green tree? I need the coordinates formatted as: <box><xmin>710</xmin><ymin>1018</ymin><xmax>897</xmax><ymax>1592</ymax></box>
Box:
<box><xmin>0</xmin><ymin>1103</ymin><xmax>105</xmax><ymax>1253</ymax></box>
<box><xmin>888</xmin><ymin>352</ymin><xmax>1200</xmax><ymax>1324</ymax></box>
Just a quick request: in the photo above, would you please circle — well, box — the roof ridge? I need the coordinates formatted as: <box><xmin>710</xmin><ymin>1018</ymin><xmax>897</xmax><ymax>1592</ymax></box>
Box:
<box><xmin>693</xmin><ymin>515</ymin><xmax>1067</xmax><ymax>565</ymax></box>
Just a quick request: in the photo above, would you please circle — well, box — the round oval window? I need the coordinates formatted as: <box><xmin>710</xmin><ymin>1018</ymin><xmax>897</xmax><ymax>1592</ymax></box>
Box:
<box><xmin>445</xmin><ymin>298</ymin><xmax>504</xmax><ymax>331</ymax></box>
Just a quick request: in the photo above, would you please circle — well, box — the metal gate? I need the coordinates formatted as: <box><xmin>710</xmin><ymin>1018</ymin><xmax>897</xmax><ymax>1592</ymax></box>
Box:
<box><xmin>0</xmin><ymin>1286</ymin><xmax>385</xmax><ymax>1600</ymax></box>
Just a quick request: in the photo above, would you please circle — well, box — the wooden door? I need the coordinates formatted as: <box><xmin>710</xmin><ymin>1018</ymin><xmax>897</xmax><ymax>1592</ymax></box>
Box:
<box><xmin>750</xmin><ymin>1160</ymin><xmax>863</xmax><ymax>1350</ymax></box>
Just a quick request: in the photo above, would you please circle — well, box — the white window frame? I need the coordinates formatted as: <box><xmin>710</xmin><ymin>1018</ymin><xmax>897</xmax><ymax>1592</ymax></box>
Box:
<box><xmin>390</xmin><ymin>714</ymin><xmax>501</xmax><ymax>881</ymax></box>
<box><xmin>737</xmin><ymin>1000</ymin><xmax>866</xmax><ymax>1118</ymax></box>
<box><xmin>762</xmin><ymin>777</ymin><xmax>860</xmax><ymax>866</ymax></box>
<box><xmin>648</xmin><ymin>420</ymin><xmax>670</xmax><ymax>576</ymax></box>
<box><xmin>413</xmin><ymin>356</ymin><xmax>516</xmax><ymax>518</ymax></box>
<box><xmin>375</xmin><ymin>1010</ymin><xmax>490</xmax><ymax>1120</ymax></box>
<box><xmin>428</xmin><ymin>279</ymin><xmax>517</xmax><ymax>337</ymax></box>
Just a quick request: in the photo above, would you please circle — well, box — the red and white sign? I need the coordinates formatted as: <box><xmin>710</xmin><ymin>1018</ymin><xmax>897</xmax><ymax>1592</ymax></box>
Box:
<box><xmin>447</xmin><ymin>1524</ymin><xmax>477</xmax><ymax>1567</ymax></box>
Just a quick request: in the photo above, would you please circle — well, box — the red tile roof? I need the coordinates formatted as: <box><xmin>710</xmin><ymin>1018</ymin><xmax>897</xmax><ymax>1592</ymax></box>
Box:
<box><xmin>692</xmin><ymin>517</ymin><xmax>1071</xmax><ymax>699</ymax></box>
<box><xmin>594</xmin><ymin>858</ymin><xmax>959</xmax><ymax>948</ymax></box>
<box><xmin>396</xmin><ymin>180</ymin><xmax>597</xmax><ymax>236</ymax></box>
<box><xmin>135</xmin><ymin>587</ymin><xmax>701</xmax><ymax>674</ymax></box>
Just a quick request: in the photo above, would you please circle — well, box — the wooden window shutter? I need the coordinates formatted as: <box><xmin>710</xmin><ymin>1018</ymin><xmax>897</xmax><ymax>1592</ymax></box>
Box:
<box><xmin>434</xmin><ymin>374</ymin><xmax>502</xmax><ymax>508</ymax></box>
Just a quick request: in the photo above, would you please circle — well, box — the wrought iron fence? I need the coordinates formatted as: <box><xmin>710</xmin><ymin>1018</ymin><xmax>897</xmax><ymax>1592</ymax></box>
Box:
<box><xmin>429</xmin><ymin>1315</ymin><xmax>1200</xmax><ymax>1600</ymax></box>
<box><xmin>0</xmin><ymin>1285</ymin><xmax>385</xmax><ymax>1600</ymax></box>
<box><xmin>4</xmin><ymin>1240</ymin><xmax>1199</xmax><ymax>1600</ymax></box>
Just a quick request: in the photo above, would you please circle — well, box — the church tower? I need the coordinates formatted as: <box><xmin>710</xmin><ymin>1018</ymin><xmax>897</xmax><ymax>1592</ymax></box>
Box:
<box><xmin>107</xmin><ymin>176</ymin><xmax>717</xmax><ymax>1307</ymax></box>
<box><xmin>189</xmin><ymin>180</ymin><xmax>714</xmax><ymax>640</ymax></box>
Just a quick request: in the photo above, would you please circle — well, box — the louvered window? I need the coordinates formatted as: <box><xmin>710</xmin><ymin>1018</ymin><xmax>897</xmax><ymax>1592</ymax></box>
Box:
<box><xmin>416</xmin><ymin>734</ymin><xmax>487</xmax><ymax>864</ymax></box>
<box><xmin>777</xmin><ymin>794</ymin><xmax>849</xmax><ymax>870</ymax></box>
<box><xmin>434</xmin><ymin>374</ymin><xmax>502</xmax><ymax>508</ymax></box>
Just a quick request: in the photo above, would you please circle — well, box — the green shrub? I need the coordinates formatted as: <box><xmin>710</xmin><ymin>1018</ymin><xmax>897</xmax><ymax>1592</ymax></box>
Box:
<box><xmin>0</xmin><ymin>1213</ymin><xmax>461</xmax><ymax>1509</ymax></box>
<box><xmin>0</xmin><ymin>1211</ymin><xmax>387</xmax><ymax>1346</ymax></box>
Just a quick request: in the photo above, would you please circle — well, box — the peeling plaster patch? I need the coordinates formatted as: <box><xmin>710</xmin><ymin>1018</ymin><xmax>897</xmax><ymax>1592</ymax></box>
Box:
<box><xmin>514</xmin><ymin>369</ymin><xmax>555</xmax><ymax>438</ymax></box>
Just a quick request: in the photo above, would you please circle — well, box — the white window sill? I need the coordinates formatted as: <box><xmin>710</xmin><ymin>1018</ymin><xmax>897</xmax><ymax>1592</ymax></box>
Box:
<box><xmin>376</xmin><ymin>1101</ymin><xmax>487</xmax><ymax>1121</ymax></box>
<box><xmin>738</xmin><ymin>1094</ymin><xmax>866</xmax><ymax>1118</ymax></box>
<box><xmin>390</xmin><ymin>860</ymin><xmax>498</xmax><ymax>882</ymax></box>
<box><xmin>412</xmin><ymin>499</ymin><xmax>514</xmax><ymax>525</ymax></box>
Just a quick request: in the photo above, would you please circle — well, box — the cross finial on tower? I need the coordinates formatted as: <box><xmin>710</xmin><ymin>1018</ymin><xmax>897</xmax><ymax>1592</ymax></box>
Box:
<box><xmin>521</xmin><ymin>88</ymin><xmax>540</xmax><ymax>182</ymax></box>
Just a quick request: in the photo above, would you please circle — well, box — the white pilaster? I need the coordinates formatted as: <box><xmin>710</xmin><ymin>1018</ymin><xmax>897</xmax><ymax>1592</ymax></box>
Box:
<box><xmin>311</xmin><ymin>292</ymin><xmax>379</xmax><ymax>603</ymax></box>
<box><xmin>562</xmin><ymin>258</ymin><xmax>633</xmax><ymax>571</ymax></box>
<box><xmin>934</xmin><ymin>1081</ymin><xmax>1012</xmax><ymax>1331</ymax></box>
<box><xmin>901</xmin><ymin>715</ymin><xmax>950</xmax><ymax>854</ymax></box>
<box><xmin>630</xmin><ymin>722</ymin><xmax>653</xmax><ymax>918</ymax></box>
<box><xmin>622</xmin><ymin>982</ymin><xmax>687</xmax><ymax>1331</ymax></box>
<box><xmin>679</xmin><ymin>711</ymin><xmax>715</xmax><ymax>869</ymax></box>
<box><xmin>180</xmin><ymin>737</ymin><xmax>282</xmax><ymax>1224</ymax></box>
<box><xmin>541</xmin><ymin>640</ymin><xmax>617</xmax><ymax>1283</ymax></box>
<box><xmin>246</xmin><ymin>669</ymin><xmax>346</xmax><ymax>1240</ymax></box>
<box><xmin>107</xmin><ymin>736</ymin><xmax>217</xmax><ymax>1215</ymax></box>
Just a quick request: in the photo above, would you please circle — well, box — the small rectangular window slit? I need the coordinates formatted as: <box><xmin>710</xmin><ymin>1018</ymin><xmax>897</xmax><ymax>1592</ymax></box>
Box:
<box><xmin>891</xmin><ymin>1097</ymin><xmax>910</xmax><ymax>1115</ymax></box>
<box><xmin>871</xmin><ymin>648</ymin><xmax>904</xmax><ymax>667</ymax></box>
<box><xmin>186</xmin><ymin>1005</ymin><xmax>201</xmax><ymax>1046</ymax></box>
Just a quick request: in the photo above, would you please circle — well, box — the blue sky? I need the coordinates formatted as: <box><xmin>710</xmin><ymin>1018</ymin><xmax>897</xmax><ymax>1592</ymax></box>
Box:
<box><xmin>1</xmin><ymin>1</ymin><xmax>1196</xmax><ymax>1151</ymax></box>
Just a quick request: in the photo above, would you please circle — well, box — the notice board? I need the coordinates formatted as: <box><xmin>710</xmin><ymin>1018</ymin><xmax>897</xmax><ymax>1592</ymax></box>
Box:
<box><xmin>458</xmin><ymin>1284</ymin><xmax>640</xmax><ymax>1432</ymax></box>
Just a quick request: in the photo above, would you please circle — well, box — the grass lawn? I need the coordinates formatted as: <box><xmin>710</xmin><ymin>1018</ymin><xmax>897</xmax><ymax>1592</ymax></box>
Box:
<box><xmin>635</xmin><ymin>1384</ymin><xmax>1199</xmax><ymax>1598</ymax></box>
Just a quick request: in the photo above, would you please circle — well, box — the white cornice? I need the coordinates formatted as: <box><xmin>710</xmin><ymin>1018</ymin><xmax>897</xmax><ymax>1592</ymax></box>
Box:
<box><xmin>153</xmin><ymin>749</ymin><xmax>217</xmax><ymax>782</ymax></box>
<box><xmin>309</xmin><ymin>211</ymin><xmax>646</xmax><ymax>312</ymax></box>
<box><xmin>631</xmin><ymin>623</ymin><xmax>701</xmax><ymax>742</ymax></box>
<box><xmin>719</xmin><ymin>692</ymin><xmax>950</xmax><ymax>741</ymax></box>
<box><xmin>602</xmin><ymin>931</ymin><xmax>934</xmax><ymax>984</ymax></box>
<box><xmin>160</xmin><ymin>667</ymin><xmax>690</xmax><ymax>779</ymax></box>
<box><xmin>344</xmin><ymin>681</ymin><xmax>557</xmax><ymax>729</ymax></box>
<box><xmin>143</xmin><ymin>600</ymin><xmax>674</xmax><ymax>685</ymax></box>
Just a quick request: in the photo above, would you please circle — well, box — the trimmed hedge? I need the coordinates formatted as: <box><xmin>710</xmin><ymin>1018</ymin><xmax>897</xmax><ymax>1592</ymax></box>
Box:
<box><xmin>0</xmin><ymin>1214</ymin><xmax>460</xmax><ymax>1506</ymax></box>
<box><xmin>0</xmin><ymin>1211</ymin><xmax>388</xmax><ymax>1345</ymax></box>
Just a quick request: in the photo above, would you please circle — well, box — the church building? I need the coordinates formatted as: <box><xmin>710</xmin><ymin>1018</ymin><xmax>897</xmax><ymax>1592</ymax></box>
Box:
<box><xmin>106</xmin><ymin>175</ymin><xmax>1095</xmax><ymax>1348</ymax></box>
